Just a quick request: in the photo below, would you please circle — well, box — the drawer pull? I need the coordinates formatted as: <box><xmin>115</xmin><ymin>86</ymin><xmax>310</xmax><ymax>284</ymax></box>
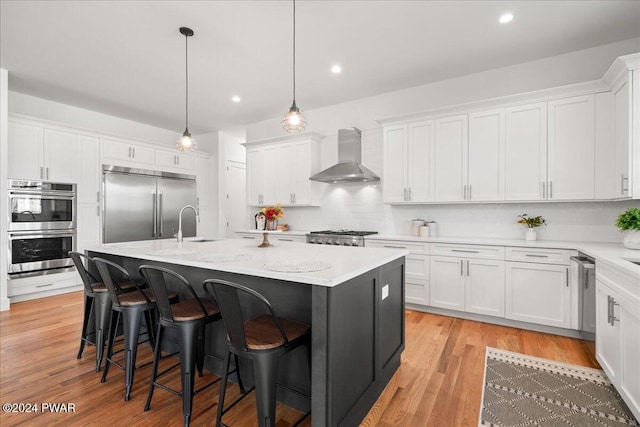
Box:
<box><xmin>384</xmin><ymin>245</ymin><xmax>406</xmax><ymax>249</ymax></box>
<box><xmin>451</xmin><ymin>249</ymin><xmax>479</xmax><ymax>254</ymax></box>
<box><xmin>525</xmin><ymin>254</ymin><xmax>548</xmax><ymax>258</ymax></box>
<box><xmin>277</xmin><ymin>238</ymin><xmax>293</xmax><ymax>242</ymax></box>
<box><xmin>242</xmin><ymin>236</ymin><xmax>255</xmax><ymax>239</ymax></box>
<box><xmin>36</xmin><ymin>283</ymin><xmax>54</xmax><ymax>288</ymax></box>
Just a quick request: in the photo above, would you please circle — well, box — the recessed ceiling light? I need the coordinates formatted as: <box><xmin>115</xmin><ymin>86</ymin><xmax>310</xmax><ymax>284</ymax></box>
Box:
<box><xmin>232</xmin><ymin>95</ymin><xmax>241</xmax><ymax>103</ymax></box>
<box><xmin>331</xmin><ymin>64</ymin><xmax>342</xmax><ymax>74</ymax></box>
<box><xmin>499</xmin><ymin>13</ymin><xmax>514</xmax><ymax>24</ymax></box>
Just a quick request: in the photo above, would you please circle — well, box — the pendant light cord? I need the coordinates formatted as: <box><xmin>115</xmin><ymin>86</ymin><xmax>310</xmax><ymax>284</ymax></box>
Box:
<box><xmin>292</xmin><ymin>0</ymin><xmax>296</xmax><ymax>102</ymax></box>
<box><xmin>185</xmin><ymin>32</ymin><xmax>189</xmax><ymax>131</ymax></box>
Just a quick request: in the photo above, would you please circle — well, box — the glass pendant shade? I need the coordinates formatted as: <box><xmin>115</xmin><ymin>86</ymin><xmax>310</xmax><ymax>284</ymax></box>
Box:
<box><xmin>176</xmin><ymin>129</ymin><xmax>196</xmax><ymax>151</ymax></box>
<box><xmin>281</xmin><ymin>101</ymin><xmax>306</xmax><ymax>133</ymax></box>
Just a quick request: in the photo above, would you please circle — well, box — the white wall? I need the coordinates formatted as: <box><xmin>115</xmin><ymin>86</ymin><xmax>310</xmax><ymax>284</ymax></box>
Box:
<box><xmin>244</xmin><ymin>38</ymin><xmax>640</xmax><ymax>243</ymax></box>
<box><xmin>1</xmin><ymin>69</ymin><xmax>9</xmax><ymax>311</ymax></box>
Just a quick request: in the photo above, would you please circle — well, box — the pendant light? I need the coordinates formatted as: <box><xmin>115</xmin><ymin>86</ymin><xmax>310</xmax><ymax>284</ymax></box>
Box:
<box><xmin>281</xmin><ymin>0</ymin><xmax>307</xmax><ymax>133</ymax></box>
<box><xmin>177</xmin><ymin>26</ymin><xmax>196</xmax><ymax>151</ymax></box>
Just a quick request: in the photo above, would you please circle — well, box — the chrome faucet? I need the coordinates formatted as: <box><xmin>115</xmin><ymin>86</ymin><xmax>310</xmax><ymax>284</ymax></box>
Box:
<box><xmin>177</xmin><ymin>205</ymin><xmax>200</xmax><ymax>242</ymax></box>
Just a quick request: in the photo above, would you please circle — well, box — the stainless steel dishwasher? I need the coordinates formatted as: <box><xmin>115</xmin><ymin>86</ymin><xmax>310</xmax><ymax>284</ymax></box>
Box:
<box><xmin>571</xmin><ymin>254</ymin><xmax>596</xmax><ymax>337</ymax></box>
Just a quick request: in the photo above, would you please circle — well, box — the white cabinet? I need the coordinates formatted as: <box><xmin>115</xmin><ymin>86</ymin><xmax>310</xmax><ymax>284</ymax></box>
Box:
<box><xmin>8</xmin><ymin>122</ymin><xmax>77</xmax><ymax>182</ymax></box>
<box><xmin>505</xmin><ymin>102</ymin><xmax>548</xmax><ymax>201</ymax></box>
<box><xmin>382</xmin><ymin>121</ymin><xmax>435</xmax><ymax>203</ymax></box>
<box><xmin>245</xmin><ymin>136</ymin><xmax>321</xmax><ymax>206</ymax></box>
<box><xmin>195</xmin><ymin>155</ymin><xmax>214</xmax><ymax>207</ymax></box>
<box><xmin>468</xmin><ymin>109</ymin><xmax>505</xmax><ymax>201</ymax></box>
<box><xmin>430</xmin><ymin>256</ymin><xmax>466</xmax><ymax>310</ymax></box>
<box><xmin>505</xmin><ymin>262</ymin><xmax>571</xmax><ymax>328</ymax></box>
<box><xmin>102</xmin><ymin>138</ymin><xmax>155</xmax><ymax>165</ymax></box>
<box><xmin>612</xmin><ymin>72</ymin><xmax>632</xmax><ymax>198</ymax></box>
<box><xmin>596</xmin><ymin>262</ymin><xmax>640</xmax><ymax>420</ymax></box>
<box><xmin>77</xmin><ymin>204</ymin><xmax>101</xmax><ymax>253</ymax></box>
<box><xmin>366</xmin><ymin>239</ymin><xmax>430</xmax><ymax>306</ymax></box>
<box><xmin>547</xmin><ymin>95</ymin><xmax>595</xmax><ymax>200</ymax></box>
<box><xmin>77</xmin><ymin>135</ymin><xmax>101</xmax><ymax>204</ymax></box>
<box><xmin>155</xmin><ymin>149</ymin><xmax>195</xmax><ymax>171</ymax></box>
<box><xmin>434</xmin><ymin>115</ymin><xmax>468</xmax><ymax>202</ymax></box>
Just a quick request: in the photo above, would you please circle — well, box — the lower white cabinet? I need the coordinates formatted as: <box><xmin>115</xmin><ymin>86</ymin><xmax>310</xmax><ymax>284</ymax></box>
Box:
<box><xmin>77</xmin><ymin>203</ymin><xmax>101</xmax><ymax>253</ymax></box>
<box><xmin>506</xmin><ymin>262</ymin><xmax>571</xmax><ymax>328</ymax></box>
<box><xmin>596</xmin><ymin>263</ymin><xmax>640</xmax><ymax>420</ymax></box>
<box><xmin>430</xmin><ymin>255</ymin><xmax>504</xmax><ymax>316</ymax></box>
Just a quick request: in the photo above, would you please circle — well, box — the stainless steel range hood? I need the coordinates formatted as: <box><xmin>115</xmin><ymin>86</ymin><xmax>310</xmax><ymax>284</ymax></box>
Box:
<box><xmin>309</xmin><ymin>128</ymin><xmax>380</xmax><ymax>183</ymax></box>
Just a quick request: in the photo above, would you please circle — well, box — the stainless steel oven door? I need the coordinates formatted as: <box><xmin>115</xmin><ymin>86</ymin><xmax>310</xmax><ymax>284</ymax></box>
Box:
<box><xmin>8</xmin><ymin>230</ymin><xmax>76</xmax><ymax>275</ymax></box>
<box><xmin>8</xmin><ymin>190</ymin><xmax>76</xmax><ymax>231</ymax></box>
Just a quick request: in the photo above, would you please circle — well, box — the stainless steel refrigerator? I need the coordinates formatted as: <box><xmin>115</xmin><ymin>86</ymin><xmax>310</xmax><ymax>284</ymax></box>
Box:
<box><xmin>103</xmin><ymin>166</ymin><xmax>197</xmax><ymax>243</ymax></box>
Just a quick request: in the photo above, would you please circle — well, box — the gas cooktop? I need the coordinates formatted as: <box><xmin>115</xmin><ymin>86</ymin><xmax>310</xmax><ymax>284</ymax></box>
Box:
<box><xmin>309</xmin><ymin>230</ymin><xmax>378</xmax><ymax>237</ymax></box>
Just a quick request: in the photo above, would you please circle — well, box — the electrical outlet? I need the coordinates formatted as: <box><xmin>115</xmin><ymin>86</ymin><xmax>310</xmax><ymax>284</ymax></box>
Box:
<box><xmin>382</xmin><ymin>284</ymin><xmax>389</xmax><ymax>300</ymax></box>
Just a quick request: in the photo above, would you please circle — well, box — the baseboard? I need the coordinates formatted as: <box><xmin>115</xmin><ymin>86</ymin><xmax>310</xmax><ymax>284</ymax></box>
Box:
<box><xmin>8</xmin><ymin>285</ymin><xmax>82</xmax><ymax>304</ymax></box>
<box><xmin>0</xmin><ymin>297</ymin><xmax>10</xmax><ymax>311</ymax></box>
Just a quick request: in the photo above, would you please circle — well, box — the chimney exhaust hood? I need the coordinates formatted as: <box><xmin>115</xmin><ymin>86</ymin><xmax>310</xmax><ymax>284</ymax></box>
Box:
<box><xmin>309</xmin><ymin>128</ymin><xmax>380</xmax><ymax>183</ymax></box>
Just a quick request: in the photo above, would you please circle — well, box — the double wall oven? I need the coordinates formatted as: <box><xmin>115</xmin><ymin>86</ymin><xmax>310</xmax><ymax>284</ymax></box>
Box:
<box><xmin>8</xmin><ymin>180</ymin><xmax>77</xmax><ymax>276</ymax></box>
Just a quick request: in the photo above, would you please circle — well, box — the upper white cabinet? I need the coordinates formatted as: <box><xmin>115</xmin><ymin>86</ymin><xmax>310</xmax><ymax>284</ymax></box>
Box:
<box><xmin>434</xmin><ymin>115</ymin><xmax>468</xmax><ymax>202</ymax></box>
<box><xmin>505</xmin><ymin>102</ymin><xmax>547</xmax><ymax>201</ymax></box>
<box><xmin>468</xmin><ymin>109</ymin><xmax>505</xmax><ymax>201</ymax></box>
<box><xmin>547</xmin><ymin>95</ymin><xmax>595</xmax><ymax>200</ymax></box>
<box><xmin>382</xmin><ymin>121</ymin><xmax>435</xmax><ymax>203</ymax></box>
<box><xmin>155</xmin><ymin>149</ymin><xmax>196</xmax><ymax>171</ymax></box>
<box><xmin>76</xmin><ymin>135</ymin><xmax>101</xmax><ymax>204</ymax></box>
<box><xmin>245</xmin><ymin>134</ymin><xmax>322</xmax><ymax>207</ymax></box>
<box><xmin>8</xmin><ymin>122</ymin><xmax>77</xmax><ymax>182</ymax></box>
<box><xmin>102</xmin><ymin>138</ymin><xmax>155</xmax><ymax>165</ymax></box>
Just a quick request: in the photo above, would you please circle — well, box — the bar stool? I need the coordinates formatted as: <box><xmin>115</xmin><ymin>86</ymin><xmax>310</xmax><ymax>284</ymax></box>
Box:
<box><xmin>69</xmin><ymin>251</ymin><xmax>138</xmax><ymax>372</ymax></box>
<box><xmin>94</xmin><ymin>257</ymin><xmax>173</xmax><ymax>401</ymax></box>
<box><xmin>204</xmin><ymin>279</ymin><xmax>311</xmax><ymax>427</ymax></box>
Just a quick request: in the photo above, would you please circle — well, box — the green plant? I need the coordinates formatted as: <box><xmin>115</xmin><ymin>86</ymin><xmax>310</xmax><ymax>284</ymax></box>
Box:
<box><xmin>615</xmin><ymin>207</ymin><xmax>640</xmax><ymax>232</ymax></box>
<box><xmin>517</xmin><ymin>213</ymin><xmax>546</xmax><ymax>228</ymax></box>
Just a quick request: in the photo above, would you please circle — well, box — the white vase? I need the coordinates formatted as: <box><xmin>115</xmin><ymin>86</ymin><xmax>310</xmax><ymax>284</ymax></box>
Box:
<box><xmin>622</xmin><ymin>230</ymin><xmax>640</xmax><ymax>250</ymax></box>
<box><xmin>525</xmin><ymin>228</ymin><xmax>537</xmax><ymax>241</ymax></box>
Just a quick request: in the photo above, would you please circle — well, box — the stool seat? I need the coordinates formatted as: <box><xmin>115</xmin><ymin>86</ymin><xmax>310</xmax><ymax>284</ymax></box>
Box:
<box><xmin>171</xmin><ymin>298</ymin><xmax>219</xmax><ymax>321</ymax></box>
<box><xmin>116</xmin><ymin>288</ymin><xmax>178</xmax><ymax>306</ymax></box>
<box><xmin>244</xmin><ymin>315</ymin><xmax>310</xmax><ymax>350</ymax></box>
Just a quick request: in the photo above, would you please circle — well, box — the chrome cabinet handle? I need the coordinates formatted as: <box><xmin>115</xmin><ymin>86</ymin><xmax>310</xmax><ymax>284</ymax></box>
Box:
<box><xmin>607</xmin><ymin>295</ymin><xmax>612</xmax><ymax>325</ymax></box>
<box><xmin>621</xmin><ymin>174</ymin><xmax>628</xmax><ymax>195</ymax></box>
<box><xmin>408</xmin><ymin>187</ymin><xmax>411</xmax><ymax>201</ymax></box>
<box><xmin>40</xmin><ymin>166</ymin><xmax>44</xmax><ymax>179</ymax></box>
<box><xmin>460</xmin><ymin>259</ymin><xmax>464</xmax><ymax>276</ymax></box>
<box><xmin>566</xmin><ymin>268</ymin><xmax>569</xmax><ymax>287</ymax></box>
<box><xmin>549</xmin><ymin>181</ymin><xmax>553</xmax><ymax>199</ymax></box>
<box><xmin>384</xmin><ymin>245</ymin><xmax>406</xmax><ymax>249</ymax></box>
<box><xmin>463</xmin><ymin>185</ymin><xmax>467</xmax><ymax>200</ymax></box>
<box><xmin>46</xmin><ymin>168</ymin><xmax>49</xmax><ymax>179</ymax></box>
<box><xmin>293</xmin><ymin>193</ymin><xmax>296</xmax><ymax>203</ymax></box>
<box><xmin>467</xmin><ymin>260</ymin><xmax>470</xmax><ymax>276</ymax></box>
<box><xmin>525</xmin><ymin>254</ymin><xmax>548</xmax><ymax>258</ymax></box>
<box><xmin>451</xmin><ymin>249</ymin><xmax>479</xmax><ymax>254</ymax></box>
<box><xmin>468</xmin><ymin>185</ymin><xmax>472</xmax><ymax>200</ymax></box>
<box><xmin>542</xmin><ymin>181</ymin><xmax>546</xmax><ymax>199</ymax></box>
<box><xmin>36</xmin><ymin>283</ymin><xmax>53</xmax><ymax>288</ymax></box>
<box><xmin>611</xmin><ymin>299</ymin><xmax>619</xmax><ymax>325</ymax></box>
<box><xmin>132</xmin><ymin>147</ymin><xmax>135</xmax><ymax>157</ymax></box>
<box><xmin>277</xmin><ymin>238</ymin><xmax>293</xmax><ymax>242</ymax></box>
<box><xmin>403</xmin><ymin>188</ymin><xmax>407</xmax><ymax>201</ymax></box>
<box><xmin>242</xmin><ymin>236</ymin><xmax>255</xmax><ymax>239</ymax></box>
<box><xmin>128</xmin><ymin>147</ymin><xmax>131</xmax><ymax>157</ymax></box>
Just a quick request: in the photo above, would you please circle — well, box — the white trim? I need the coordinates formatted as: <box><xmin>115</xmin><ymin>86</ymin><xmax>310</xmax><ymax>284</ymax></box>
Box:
<box><xmin>243</xmin><ymin>131</ymin><xmax>324</xmax><ymax>148</ymax></box>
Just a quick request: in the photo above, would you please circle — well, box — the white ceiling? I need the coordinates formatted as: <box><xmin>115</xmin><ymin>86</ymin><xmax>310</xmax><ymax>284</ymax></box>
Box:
<box><xmin>1</xmin><ymin>1</ymin><xmax>639</xmax><ymax>135</ymax></box>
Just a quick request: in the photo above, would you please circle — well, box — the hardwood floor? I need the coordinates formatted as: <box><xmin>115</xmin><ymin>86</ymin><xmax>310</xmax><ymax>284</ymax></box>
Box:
<box><xmin>0</xmin><ymin>291</ymin><xmax>597</xmax><ymax>426</ymax></box>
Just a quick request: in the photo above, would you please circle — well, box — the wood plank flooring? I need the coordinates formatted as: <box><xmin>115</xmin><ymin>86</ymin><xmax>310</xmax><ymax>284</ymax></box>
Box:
<box><xmin>0</xmin><ymin>291</ymin><xmax>597</xmax><ymax>426</ymax></box>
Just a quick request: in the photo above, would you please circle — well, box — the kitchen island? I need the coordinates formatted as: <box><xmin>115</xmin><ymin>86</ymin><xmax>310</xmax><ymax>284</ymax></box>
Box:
<box><xmin>85</xmin><ymin>238</ymin><xmax>408</xmax><ymax>426</ymax></box>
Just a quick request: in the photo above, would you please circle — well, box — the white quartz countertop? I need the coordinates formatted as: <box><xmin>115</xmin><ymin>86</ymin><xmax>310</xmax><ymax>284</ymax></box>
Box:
<box><xmin>366</xmin><ymin>234</ymin><xmax>640</xmax><ymax>279</ymax></box>
<box><xmin>84</xmin><ymin>237</ymin><xmax>408</xmax><ymax>287</ymax></box>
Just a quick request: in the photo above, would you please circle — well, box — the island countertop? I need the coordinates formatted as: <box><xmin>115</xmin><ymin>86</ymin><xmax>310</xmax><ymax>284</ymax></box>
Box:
<box><xmin>84</xmin><ymin>238</ymin><xmax>408</xmax><ymax>287</ymax></box>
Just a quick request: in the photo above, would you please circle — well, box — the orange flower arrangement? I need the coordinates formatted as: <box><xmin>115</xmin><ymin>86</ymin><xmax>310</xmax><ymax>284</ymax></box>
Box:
<box><xmin>260</xmin><ymin>203</ymin><xmax>284</xmax><ymax>221</ymax></box>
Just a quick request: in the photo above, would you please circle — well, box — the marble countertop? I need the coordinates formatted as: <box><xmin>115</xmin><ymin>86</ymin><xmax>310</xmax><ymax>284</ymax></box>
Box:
<box><xmin>366</xmin><ymin>234</ymin><xmax>640</xmax><ymax>279</ymax></box>
<box><xmin>84</xmin><ymin>237</ymin><xmax>408</xmax><ymax>287</ymax></box>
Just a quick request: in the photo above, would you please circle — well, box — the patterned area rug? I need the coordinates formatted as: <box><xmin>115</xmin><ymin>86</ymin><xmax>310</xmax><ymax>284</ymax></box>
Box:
<box><xmin>480</xmin><ymin>347</ymin><xmax>638</xmax><ymax>427</ymax></box>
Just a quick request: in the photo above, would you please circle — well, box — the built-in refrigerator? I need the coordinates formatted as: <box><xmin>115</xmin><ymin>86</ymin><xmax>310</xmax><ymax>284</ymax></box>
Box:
<box><xmin>103</xmin><ymin>166</ymin><xmax>197</xmax><ymax>243</ymax></box>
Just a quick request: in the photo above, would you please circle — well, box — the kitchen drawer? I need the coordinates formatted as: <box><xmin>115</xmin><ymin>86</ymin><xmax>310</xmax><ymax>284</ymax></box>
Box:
<box><xmin>236</xmin><ymin>232</ymin><xmax>258</xmax><ymax>240</ymax></box>
<box><xmin>365</xmin><ymin>239</ymin><xmax>429</xmax><ymax>254</ymax></box>
<box><xmin>430</xmin><ymin>243</ymin><xmax>504</xmax><ymax>260</ymax></box>
<box><xmin>505</xmin><ymin>247</ymin><xmax>572</xmax><ymax>265</ymax></box>
<box><xmin>8</xmin><ymin>271</ymin><xmax>79</xmax><ymax>297</ymax></box>
<box><xmin>406</xmin><ymin>253</ymin><xmax>429</xmax><ymax>281</ymax></box>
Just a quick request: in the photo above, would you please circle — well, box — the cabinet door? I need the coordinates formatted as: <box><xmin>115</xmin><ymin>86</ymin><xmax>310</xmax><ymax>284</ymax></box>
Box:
<box><xmin>277</xmin><ymin>144</ymin><xmax>295</xmax><ymax>204</ymax></box>
<box><xmin>382</xmin><ymin>125</ymin><xmax>408</xmax><ymax>203</ymax></box>
<box><xmin>619</xmin><ymin>296</ymin><xmax>640</xmax><ymax>416</ymax></box>
<box><xmin>547</xmin><ymin>95</ymin><xmax>595</xmax><ymax>200</ymax></box>
<box><xmin>430</xmin><ymin>256</ymin><xmax>465</xmax><ymax>311</ymax></box>
<box><xmin>103</xmin><ymin>139</ymin><xmax>133</xmax><ymax>161</ymax></box>
<box><xmin>176</xmin><ymin>153</ymin><xmax>195</xmax><ymax>170</ymax></box>
<box><xmin>405</xmin><ymin>253</ymin><xmax>429</xmax><ymax>306</ymax></box>
<box><xmin>155</xmin><ymin>149</ymin><xmax>179</xmax><ymax>168</ymax></box>
<box><xmin>506</xmin><ymin>262</ymin><xmax>570</xmax><ymax>328</ymax></box>
<box><xmin>43</xmin><ymin>129</ymin><xmax>77</xmax><ymax>183</ymax></box>
<box><xmin>613</xmin><ymin>74</ymin><xmax>631</xmax><ymax>197</ymax></box>
<box><xmin>434</xmin><ymin>115</ymin><xmax>468</xmax><ymax>201</ymax></box>
<box><xmin>292</xmin><ymin>141</ymin><xmax>312</xmax><ymax>205</ymax></box>
<box><xmin>196</xmin><ymin>206</ymin><xmax>215</xmax><ymax>237</ymax></box>
<box><xmin>466</xmin><ymin>259</ymin><xmax>505</xmax><ymax>317</ymax></box>
<box><xmin>505</xmin><ymin>102</ymin><xmax>547</xmax><ymax>200</ymax></box>
<box><xmin>195</xmin><ymin>156</ymin><xmax>213</xmax><ymax>207</ymax></box>
<box><xmin>468</xmin><ymin>109</ymin><xmax>505</xmax><ymax>201</ymax></box>
<box><xmin>8</xmin><ymin>121</ymin><xmax>44</xmax><ymax>180</ymax></box>
<box><xmin>130</xmin><ymin>145</ymin><xmax>154</xmax><ymax>165</ymax></box>
<box><xmin>261</xmin><ymin>146</ymin><xmax>278</xmax><ymax>205</ymax></box>
<box><xmin>407</xmin><ymin>121</ymin><xmax>434</xmax><ymax>202</ymax></box>
<box><xmin>246</xmin><ymin>148</ymin><xmax>262</xmax><ymax>206</ymax></box>
<box><xmin>77</xmin><ymin>136</ymin><xmax>100</xmax><ymax>204</ymax></box>
<box><xmin>596</xmin><ymin>280</ymin><xmax>621</xmax><ymax>382</ymax></box>
<box><xmin>77</xmin><ymin>203</ymin><xmax>101</xmax><ymax>253</ymax></box>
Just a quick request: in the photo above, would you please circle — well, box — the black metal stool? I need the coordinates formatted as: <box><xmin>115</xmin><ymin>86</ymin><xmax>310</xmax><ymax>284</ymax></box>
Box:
<box><xmin>94</xmin><ymin>257</ymin><xmax>174</xmax><ymax>401</ymax></box>
<box><xmin>204</xmin><ymin>279</ymin><xmax>311</xmax><ymax>427</ymax></box>
<box><xmin>69</xmin><ymin>251</ymin><xmax>138</xmax><ymax>372</ymax></box>
<box><xmin>139</xmin><ymin>265</ymin><xmax>243</xmax><ymax>427</ymax></box>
